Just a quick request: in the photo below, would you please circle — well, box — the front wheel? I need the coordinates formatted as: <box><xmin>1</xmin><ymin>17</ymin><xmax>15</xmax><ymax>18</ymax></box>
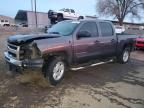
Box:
<box><xmin>44</xmin><ymin>58</ymin><xmax>66</xmax><ymax>86</ymax></box>
<box><xmin>57</xmin><ymin>15</ymin><xmax>63</xmax><ymax>22</ymax></box>
<box><xmin>117</xmin><ymin>47</ymin><xmax>130</xmax><ymax>64</ymax></box>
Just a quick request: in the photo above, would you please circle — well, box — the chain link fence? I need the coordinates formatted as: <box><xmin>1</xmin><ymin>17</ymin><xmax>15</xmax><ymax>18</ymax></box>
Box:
<box><xmin>124</xmin><ymin>29</ymin><xmax>144</xmax><ymax>35</ymax></box>
<box><xmin>0</xmin><ymin>26</ymin><xmax>45</xmax><ymax>35</ymax></box>
<box><xmin>0</xmin><ymin>25</ymin><xmax>144</xmax><ymax>36</ymax></box>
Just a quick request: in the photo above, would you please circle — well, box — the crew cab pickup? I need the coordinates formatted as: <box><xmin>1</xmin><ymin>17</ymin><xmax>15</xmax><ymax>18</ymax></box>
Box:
<box><xmin>4</xmin><ymin>20</ymin><xmax>136</xmax><ymax>86</ymax></box>
<box><xmin>48</xmin><ymin>8</ymin><xmax>84</xmax><ymax>24</ymax></box>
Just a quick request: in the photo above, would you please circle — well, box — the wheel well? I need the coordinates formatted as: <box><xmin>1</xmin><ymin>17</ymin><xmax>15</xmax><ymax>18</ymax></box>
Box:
<box><xmin>57</xmin><ymin>13</ymin><xmax>63</xmax><ymax>18</ymax></box>
<box><xmin>123</xmin><ymin>43</ymin><xmax>133</xmax><ymax>51</ymax></box>
<box><xmin>78</xmin><ymin>16</ymin><xmax>84</xmax><ymax>20</ymax></box>
<box><xmin>43</xmin><ymin>52</ymin><xmax>69</xmax><ymax>66</ymax></box>
<box><xmin>80</xmin><ymin>16</ymin><xmax>84</xmax><ymax>19</ymax></box>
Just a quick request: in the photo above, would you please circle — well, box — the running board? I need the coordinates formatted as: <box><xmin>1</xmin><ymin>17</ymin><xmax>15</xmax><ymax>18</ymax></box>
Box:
<box><xmin>70</xmin><ymin>59</ymin><xmax>113</xmax><ymax>71</ymax></box>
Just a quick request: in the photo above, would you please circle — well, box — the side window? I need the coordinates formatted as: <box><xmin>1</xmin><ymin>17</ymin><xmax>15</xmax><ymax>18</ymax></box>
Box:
<box><xmin>99</xmin><ymin>22</ymin><xmax>114</xmax><ymax>36</ymax></box>
<box><xmin>65</xmin><ymin>9</ymin><xmax>69</xmax><ymax>12</ymax></box>
<box><xmin>71</xmin><ymin>9</ymin><xmax>75</xmax><ymax>13</ymax></box>
<box><xmin>79</xmin><ymin>22</ymin><xmax>99</xmax><ymax>37</ymax></box>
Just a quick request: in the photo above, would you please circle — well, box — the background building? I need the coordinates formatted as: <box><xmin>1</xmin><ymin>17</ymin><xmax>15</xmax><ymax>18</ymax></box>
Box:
<box><xmin>15</xmin><ymin>10</ymin><xmax>50</xmax><ymax>28</ymax></box>
<box><xmin>0</xmin><ymin>15</ymin><xmax>15</xmax><ymax>26</ymax></box>
<box><xmin>112</xmin><ymin>21</ymin><xmax>144</xmax><ymax>30</ymax></box>
<box><xmin>15</xmin><ymin>10</ymin><xmax>144</xmax><ymax>30</ymax></box>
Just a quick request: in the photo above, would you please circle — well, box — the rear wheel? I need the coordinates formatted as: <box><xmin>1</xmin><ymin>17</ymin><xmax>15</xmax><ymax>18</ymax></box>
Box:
<box><xmin>78</xmin><ymin>16</ymin><xmax>84</xmax><ymax>20</ymax></box>
<box><xmin>117</xmin><ymin>47</ymin><xmax>130</xmax><ymax>64</ymax></box>
<box><xmin>44</xmin><ymin>57</ymin><xmax>66</xmax><ymax>86</ymax></box>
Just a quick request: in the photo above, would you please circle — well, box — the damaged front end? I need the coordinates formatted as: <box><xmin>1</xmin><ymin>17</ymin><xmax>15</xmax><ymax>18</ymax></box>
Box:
<box><xmin>4</xmin><ymin>41</ymin><xmax>44</xmax><ymax>69</ymax></box>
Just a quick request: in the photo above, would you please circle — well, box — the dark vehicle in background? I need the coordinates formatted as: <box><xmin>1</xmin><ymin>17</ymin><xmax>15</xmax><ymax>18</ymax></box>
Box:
<box><xmin>4</xmin><ymin>20</ymin><xmax>136</xmax><ymax>86</ymax></box>
<box><xmin>19</xmin><ymin>23</ymin><xmax>28</xmax><ymax>27</ymax></box>
<box><xmin>136</xmin><ymin>35</ymin><xmax>144</xmax><ymax>50</ymax></box>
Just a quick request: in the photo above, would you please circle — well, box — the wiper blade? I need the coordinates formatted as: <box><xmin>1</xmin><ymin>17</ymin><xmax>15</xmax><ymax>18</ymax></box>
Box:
<box><xmin>49</xmin><ymin>32</ymin><xmax>60</xmax><ymax>34</ymax></box>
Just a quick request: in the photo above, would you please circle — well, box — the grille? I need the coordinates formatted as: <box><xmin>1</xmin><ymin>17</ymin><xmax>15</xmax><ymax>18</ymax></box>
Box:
<box><xmin>7</xmin><ymin>43</ymin><xmax>20</xmax><ymax>60</ymax></box>
<box><xmin>8</xmin><ymin>51</ymin><xmax>16</xmax><ymax>58</ymax></box>
<box><xmin>8</xmin><ymin>44</ymin><xmax>17</xmax><ymax>50</ymax></box>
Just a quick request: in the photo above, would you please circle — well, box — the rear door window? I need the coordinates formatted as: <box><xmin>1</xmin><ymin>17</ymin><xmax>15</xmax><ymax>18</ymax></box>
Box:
<box><xmin>99</xmin><ymin>22</ymin><xmax>114</xmax><ymax>36</ymax></box>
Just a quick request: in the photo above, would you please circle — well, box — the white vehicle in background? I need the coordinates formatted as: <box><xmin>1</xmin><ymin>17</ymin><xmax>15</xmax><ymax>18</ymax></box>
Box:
<box><xmin>48</xmin><ymin>8</ymin><xmax>84</xmax><ymax>24</ymax></box>
<box><xmin>0</xmin><ymin>20</ymin><xmax>10</xmax><ymax>26</ymax></box>
<box><xmin>57</xmin><ymin>8</ymin><xmax>84</xmax><ymax>20</ymax></box>
<box><xmin>115</xmin><ymin>25</ymin><xmax>125</xmax><ymax>34</ymax></box>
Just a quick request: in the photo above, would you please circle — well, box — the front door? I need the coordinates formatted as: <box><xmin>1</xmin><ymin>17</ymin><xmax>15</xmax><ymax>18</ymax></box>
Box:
<box><xmin>64</xmin><ymin>9</ymin><xmax>71</xmax><ymax>19</ymax></box>
<box><xmin>74</xmin><ymin>21</ymin><xmax>100</xmax><ymax>63</ymax></box>
<box><xmin>70</xmin><ymin>9</ymin><xmax>77</xmax><ymax>20</ymax></box>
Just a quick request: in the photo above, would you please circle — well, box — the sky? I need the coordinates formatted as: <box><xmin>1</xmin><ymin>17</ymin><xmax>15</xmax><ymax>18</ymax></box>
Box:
<box><xmin>0</xmin><ymin>0</ymin><xmax>143</xmax><ymax>23</ymax></box>
<box><xmin>0</xmin><ymin>0</ymin><xmax>96</xmax><ymax>17</ymax></box>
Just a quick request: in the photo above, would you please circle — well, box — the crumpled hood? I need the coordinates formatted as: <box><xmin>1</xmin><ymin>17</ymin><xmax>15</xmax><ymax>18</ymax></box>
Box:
<box><xmin>8</xmin><ymin>34</ymin><xmax>60</xmax><ymax>45</ymax></box>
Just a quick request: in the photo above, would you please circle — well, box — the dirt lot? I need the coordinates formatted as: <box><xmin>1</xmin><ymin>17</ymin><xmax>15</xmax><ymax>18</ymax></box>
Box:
<box><xmin>0</xmin><ymin>33</ymin><xmax>144</xmax><ymax>108</ymax></box>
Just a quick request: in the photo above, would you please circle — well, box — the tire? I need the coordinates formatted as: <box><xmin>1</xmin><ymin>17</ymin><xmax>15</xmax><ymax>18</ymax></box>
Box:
<box><xmin>57</xmin><ymin>15</ymin><xmax>63</xmax><ymax>22</ymax></box>
<box><xmin>117</xmin><ymin>47</ymin><xmax>130</xmax><ymax>64</ymax></box>
<box><xmin>44</xmin><ymin>57</ymin><xmax>66</xmax><ymax>86</ymax></box>
<box><xmin>78</xmin><ymin>16</ymin><xmax>84</xmax><ymax>20</ymax></box>
<box><xmin>51</xmin><ymin>18</ymin><xmax>56</xmax><ymax>24</ymax></box>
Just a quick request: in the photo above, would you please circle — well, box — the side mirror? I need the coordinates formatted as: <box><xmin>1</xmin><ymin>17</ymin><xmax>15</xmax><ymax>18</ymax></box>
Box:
<box><xmin>77</xmin><ymin>31</ymin><xmax>91</xmax><ymax>38</ymax></box>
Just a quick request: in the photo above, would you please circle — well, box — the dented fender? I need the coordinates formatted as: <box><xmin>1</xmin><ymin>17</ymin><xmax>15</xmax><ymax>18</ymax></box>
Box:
<box><xmin>35</xmin><ymin>36</ymin><xmax>73</xmax><ymax>58</ymax></box>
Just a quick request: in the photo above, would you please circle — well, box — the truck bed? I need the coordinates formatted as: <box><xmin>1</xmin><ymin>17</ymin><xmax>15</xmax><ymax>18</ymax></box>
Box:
<box><xmin>117</xmin><ymin>33</ymin><xmax>137</xmax><ymax>42</ymax></box>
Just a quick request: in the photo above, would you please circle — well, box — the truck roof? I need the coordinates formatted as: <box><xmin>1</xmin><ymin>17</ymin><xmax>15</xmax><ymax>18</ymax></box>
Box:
<box><xmin>65</xmin><ymin>19</ymin><xmax>112</xmax><ymax>23</ymax></box>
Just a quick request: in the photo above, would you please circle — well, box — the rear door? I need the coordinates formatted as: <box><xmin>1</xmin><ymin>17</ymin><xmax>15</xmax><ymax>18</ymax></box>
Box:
<box><xmin>74</xmin><ymin>21</ymin><xmax>100</xmax><ymax>62</ymax></box>
<box><xmin>98</xmin><ymin>22</ymin><xmax>117</xmax><ymax>56</ymax></box>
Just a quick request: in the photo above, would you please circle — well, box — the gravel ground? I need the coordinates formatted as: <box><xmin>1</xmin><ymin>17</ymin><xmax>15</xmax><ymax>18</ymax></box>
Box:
<box><xmin>0</xmin><ymin>33</ymin><xmax>144</xmax><ymax>108</ymax></box>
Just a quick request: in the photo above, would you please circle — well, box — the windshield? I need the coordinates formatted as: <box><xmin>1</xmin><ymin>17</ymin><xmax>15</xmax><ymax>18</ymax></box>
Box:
<box><xmin>59</xmin><ymin>8</ymin><xmax>64</xmax><ymax>11</ymax></box>
<box><xmin>47</xmin><ymin>21</ymin><xmax>80</xmax><ymax>36</ymax></box>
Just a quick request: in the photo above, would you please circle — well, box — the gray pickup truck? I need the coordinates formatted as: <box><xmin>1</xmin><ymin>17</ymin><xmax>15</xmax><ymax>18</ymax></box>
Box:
<box><xmin>4</xmin><ymin>20</ymin><xmax>136</xmax><ymax>85</ymax></box>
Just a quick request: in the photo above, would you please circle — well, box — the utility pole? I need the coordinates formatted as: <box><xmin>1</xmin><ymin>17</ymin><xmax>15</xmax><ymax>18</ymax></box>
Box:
<box><xmin>34</xmin><ymin>0</ymin><xmax>38</xmax><ymax>28</ymax></box>
<box><xmin>31</xmin><ymin>0</ymin><xmax>33</xmax><ymax>11</ymax></box>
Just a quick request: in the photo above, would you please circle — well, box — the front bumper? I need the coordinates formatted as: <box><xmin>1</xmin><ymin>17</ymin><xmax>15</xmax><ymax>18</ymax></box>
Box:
<box><xmin>4</xmin><ymin>52</ymin><xmax>43</xmax><ymax>68</ymax></box>
<box><xmin>49</xmin><ymin>13</ymin><xmax>57</xmax><ymax>19</ymax></box>
<box><xmin>136</xmin><ymin>43</ymin><xmax>144</xmax><ymax>48</ymax></box>
<box><xmin>4</xmin><ymin>52</ymin><xmax>22</xmax><ymax>66</ymax></box>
